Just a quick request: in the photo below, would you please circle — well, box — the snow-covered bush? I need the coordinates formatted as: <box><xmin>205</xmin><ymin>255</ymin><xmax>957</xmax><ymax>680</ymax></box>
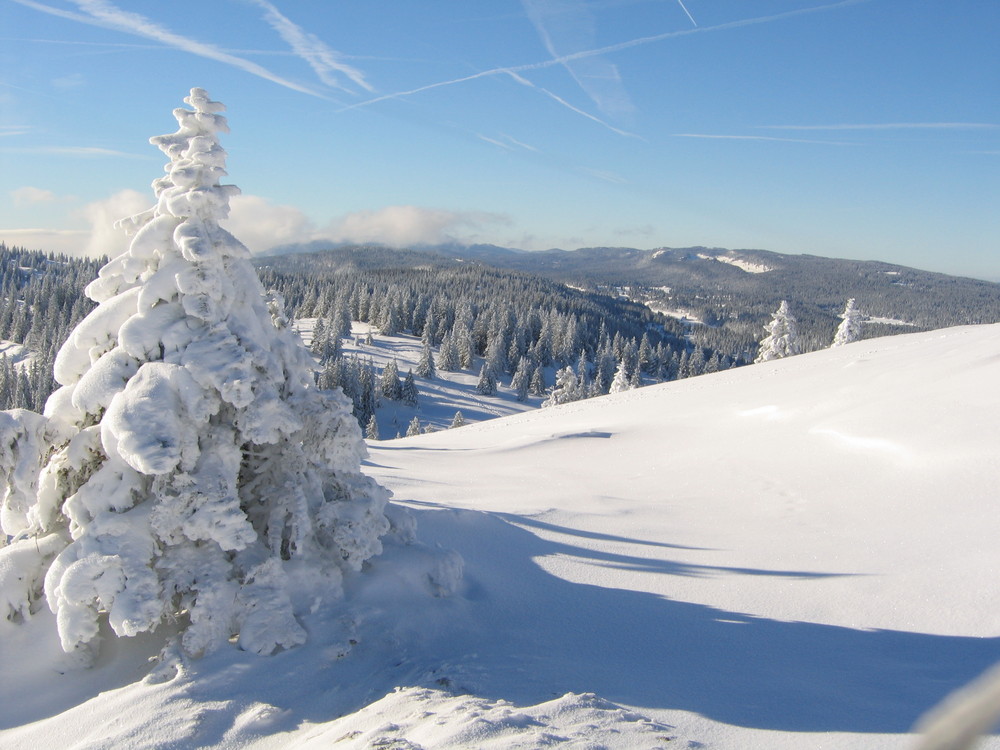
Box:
<box><xmin>0</xmin><ymin>89</ymin><xmax>399</xmax><ymax>660</ymax></box>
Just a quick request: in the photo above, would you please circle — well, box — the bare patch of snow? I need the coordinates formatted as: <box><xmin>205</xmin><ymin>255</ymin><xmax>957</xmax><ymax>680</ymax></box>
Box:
<box><xmin>868</xmin><ymin>317</ymin><xmax>918</xmax><ymax>327</ymax></box>
<box><xmin>0</xmin><ymin>340</ymin><xmax>33</xmax><ymax>368</ymax></box>
<box><xmin>697</xmin><ymin>253</ymin><xmax>773</xmax><ymax>273</ymax></box>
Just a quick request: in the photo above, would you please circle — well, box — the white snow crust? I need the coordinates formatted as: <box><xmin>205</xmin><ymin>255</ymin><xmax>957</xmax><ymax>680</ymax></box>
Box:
<box><xmin>2</xmin><ymin>323</ymin><xmax>999</xmax><ymax>748</ymax></box>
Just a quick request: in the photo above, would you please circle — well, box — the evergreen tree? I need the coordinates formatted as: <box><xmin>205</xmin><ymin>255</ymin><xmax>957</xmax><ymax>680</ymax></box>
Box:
<box><xmin>380</xmin><ymin>358</ymin><xmax>402</xmax><ymax>401</ymax></box>
<box><xmin>0</xmin><ymin>89</ymin><xmax>392</xmax><ymax>660</ymax></box>
<box><xmin>510</xmin><ymin>356</ymin><xmax>532</xmax><ymax>402</ymax></box>
<box><xmin>542</xmin><ymin>367</ymin><xmax>582</xmax><ymax>408</ymax></box>
<box><xmin>401</xmin><ymin>369</ymin><xmax>418</xmax><ymax>407</ymax></box>
<box><xmin>609</xmin><ymin>361</ymin><xmax>631</xmax><ymax>393</ymax></box>
<box><xmin>415</xmin><ymin>340</ymin><xmax>435</xmax><ymax>379</ymax></box>
<box><xmin>365</xmin><ymin>414</ymin><xmax>380</xmax><ymax>441</ymax></box>
<box><xmin>476</xmin><ymin>363</ymin><xmax>497</xmax><ymax>396</ymax></box>
<box><xmin>529</xmin><ymin>366</ymin><xmax>547</xmax><ymax>397</ymax></box>
<box><xmin>755</xmin><ymin>300</ymin><xmax>801</xmax><ymax>363</ymax></box>
<box><xmin>405</xmin><ymin>416</ymin><xmax>422</xmax><ymax>437</ymax></box>
<box><xmin>450</xmin><ymin>411</ymin><xmax>466</xmax><ymax>428</ymax></box>
<box><xmin>310</xmin><ymin>318</ymin><xmax>327</xmax><ymax>357</ymax></box>
<box><xmin>831</xmin><ymin>298</ymin><xmax>863</xmax><ymax>347</ymax></box>
<box><xmin>436</xmin><ymin>332</ymin><xmax>460</xmax><ymax>372</ymax></box>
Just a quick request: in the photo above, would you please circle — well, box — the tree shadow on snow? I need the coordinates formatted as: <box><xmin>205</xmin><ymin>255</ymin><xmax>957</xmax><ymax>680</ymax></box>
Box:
<box><xmin>398</xmin><ymin>506</ymin><xmax>1000</xmax><ymax>736</ymax></box>
<box><xmin>4</xmin><ymin>505</ymin><xmax>997</xmax><ymax>745</ymax></box>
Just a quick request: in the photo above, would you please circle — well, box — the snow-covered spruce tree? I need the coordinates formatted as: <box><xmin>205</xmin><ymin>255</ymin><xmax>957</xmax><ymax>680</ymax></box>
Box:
<box><xmin>831</xmin><ymin>298</ymin><xmax>863</xmax><ymax>347</ymax></box>
<box><xmin>0</xmin><ymin>89</ymin><xmax>398</xmax><ymax>660</ymax></box>
<box><xmin>542</xmin><ymin>366</ymin><xmax>583</xmax><ymax>408</ymax></box>
<box><xmin>608</xmin><ymin>360</ymin><xmax>631</xmax><ymax>394</ymax></box>
<box><xmin>754</xmin><ymin>300</ymin><xmax>801</xmax><ymax>363</ymax></box>
<box><xmin>476</xmin><ymin>363</ymin><xmax>497</xmax><ymax>396</ymax></box>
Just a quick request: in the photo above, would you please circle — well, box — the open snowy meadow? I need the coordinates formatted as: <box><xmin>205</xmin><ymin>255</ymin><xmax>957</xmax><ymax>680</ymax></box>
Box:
<box><xmin>1</xmin><ymin>322</ymin><xmax>998</xmax><ymax>749</ymax></box>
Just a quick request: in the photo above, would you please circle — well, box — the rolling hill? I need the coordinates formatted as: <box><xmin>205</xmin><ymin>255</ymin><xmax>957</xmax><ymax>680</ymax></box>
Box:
<box><xmin>1</xmin><ymin>323</ymin><xmax>997</xmax><ymax>749</ymax></box>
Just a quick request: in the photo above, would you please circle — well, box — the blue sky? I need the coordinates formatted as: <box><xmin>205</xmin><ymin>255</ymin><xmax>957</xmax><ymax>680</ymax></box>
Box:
<box><xmin>1</xmin><ymin>0</ymin><xmax>997</xmax><ymax>280</ymax></box>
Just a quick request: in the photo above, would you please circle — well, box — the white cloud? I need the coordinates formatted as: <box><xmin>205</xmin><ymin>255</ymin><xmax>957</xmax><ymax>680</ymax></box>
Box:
<box><xmin>11</xmin><ymin>186</ymin><xmax>57</xmax><ymax>205</ymax></box>
<box><xmin>79</xmin><ymin>189</ymin><xmax>151</xmax><ymax>257</ymax></box>
<box><xmin>326</xmin><ymin>205</ymin><xmax>511</xmax><ymax>248</ymax></box>
<box><xmin>225</xmin><ymin>197</ymin><xmax>510</xmax><ymax>253</ymax></box>
<box><xmin>223</xmin><ymin>194</ymin><xmax>318</xmax><ymax>254</ymax></box>
<box><xmin>0</xmin><ymin>228</ymin><xmax>89</xmax><ymax>255</ymax></box>
<box><xmin>3</xmin><ymin>192</ymin><xmax>509</xmax><ymax>259</ymax></box>
<box><xmin>1</xmin><ymin>189</ymin><xmax>148</xmax><ymax>256</ymax></box>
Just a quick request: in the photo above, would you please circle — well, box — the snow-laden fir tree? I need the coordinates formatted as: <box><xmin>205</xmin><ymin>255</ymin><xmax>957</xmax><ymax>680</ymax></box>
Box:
<box><xmin>380</xmin><ymin>358</ymin><xmax>402</xmax><ymax>401</ymax></box>
<box><xmin>405</xmin><ymin>416</ymin><xmax>422</xmax><ymax>437</ymax></box>
<box><xmin>510</xmin><ymin>357</ymin><xmax>531</xmax><ymax>402</ymax></box>
<box><xmin>401</xmin><ymin>369</ymin><xmax>418</xmax><ymax>407</ymax></box>
<box><xmin>831</xmin><ymin>298</ymin><xmax>863</xmax><ymax>347</ymax></box>
<box><xmin>415</xmin><ymin>340</ymin><xmax>435</xmax><ymax>379</ymax></box>
<box><xmin>0</xmin><ymin>89</ymin><xmax>398</xmax><ymax>661</ymax></box>
<box><xmin>608</xmin><ymin>361</ymin><xmax>631</xmax><ymax>394</ymax></box>
<box><xmin>476</xmin><ymin>363</ymin><xmax>497</xmax><ymax>396</ymax></box>
<box><xmin>365</xmin><ymin>414</ymin><xmax>380</xmax><ymax>441</ymax></box>
<box><xmin>755</xmin><ymin>300</ymin><xmax>801</xmax><ymax>363</ymax></box>
<box><xmin>542</xmin><ymin>366</ymin><xmax>583</xmax><ymax>408</ymax></box>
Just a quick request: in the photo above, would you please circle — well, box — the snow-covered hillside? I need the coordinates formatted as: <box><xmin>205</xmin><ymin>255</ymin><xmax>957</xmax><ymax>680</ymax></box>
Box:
<box><xmin>2</xmin><ymin>324</ymin><xmax>999</xmax><ymax>749</ymax></box>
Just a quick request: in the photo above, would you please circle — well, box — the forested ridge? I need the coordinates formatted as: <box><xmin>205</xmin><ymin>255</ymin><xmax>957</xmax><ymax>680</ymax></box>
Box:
<box><xmin>0</xmin><ymin>243</ymin><xmax>103</xmax><ymax>410</ymax></box>
<box><xmin>4</xmin><ymin>239</ymin><xmax>1000</xmax><ymax>428</ymax></box>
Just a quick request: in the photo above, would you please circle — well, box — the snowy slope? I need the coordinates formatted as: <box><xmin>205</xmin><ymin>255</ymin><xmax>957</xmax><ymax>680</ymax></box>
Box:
<box><xmin>297</xmin><ymin>320</ymin><xmax>540</xmax><ymax>436</ymax></box>
<box><xmin>0</xmin><ymin>339</ymin><xmax>33</xmax><ymax>367</ymax></box>
<box><xmin>2</xmin><ymin>324</ymin><xmax>999</xmax><ymax>749</ymax></box>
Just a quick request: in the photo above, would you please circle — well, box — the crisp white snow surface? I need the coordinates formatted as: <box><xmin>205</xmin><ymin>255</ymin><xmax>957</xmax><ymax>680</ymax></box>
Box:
<box><xmin>2</xmin><ymin>324</ymin><xmax>999</xmax><ymax>749</ymax></box>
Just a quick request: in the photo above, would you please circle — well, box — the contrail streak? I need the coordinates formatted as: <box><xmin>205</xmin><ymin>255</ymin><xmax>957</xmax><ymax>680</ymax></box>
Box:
<box><xmin>676</xmin><ymin>0</ymin><xmax>698</xmax><ymax>27</ymax></box>
<box><xmin>12</xmin><ymin>0</ymin><xmax>326</xmax><ymax>98</ymax></box>
<box><xmin>244</xmin><ymin>0</ymin><xmax>373</xmax><ymax>93</ymax></box>
<box><xmin>342</xmin><ymin>0</ymin><xmax>868</xmax><ymax>112</ymax></box>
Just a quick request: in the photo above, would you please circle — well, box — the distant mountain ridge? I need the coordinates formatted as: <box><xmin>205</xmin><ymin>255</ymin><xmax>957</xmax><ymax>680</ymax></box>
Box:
<box><xmin>261</xmin><ymin>242</ymin><xmax>1000</xmax><ymax>356</ymax></box>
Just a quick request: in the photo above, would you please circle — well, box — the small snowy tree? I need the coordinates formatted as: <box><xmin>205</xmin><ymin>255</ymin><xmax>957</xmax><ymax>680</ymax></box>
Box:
<box><xmin>529</xmin><ymin>366</ymin><xmax>547</xmax><ymax>397</ymax></box>
<box><xmin>415</xmin><ymin>341</ymin><xmax>435</xmax><ymax>379</ymax></box>
<box><xmin>831</xmin><ymin>298</ymin><xmax>863</xmax><ymax>347</ymax></box>
<box><xmin>0</xmin><ymin>89</ymin><xmax>397</xmax><ymax>661</ymax></box>
<box><xmin>755</xmin><ymin>300</ymin><xmax>801</xmax><ymax>363</ymax></box>
<box><xmin>476</xmin><ymin>363</ymin><xmax>497</xmax><ymax>396</ymax></box>
<box><xmin>380</xmin><ymin>358</ymin><xmax>402</xmax><ymax>401</ymax></box>
<box><xmin>365</xmin><ymin>414</ymin><xmax>380</xmax><ymax>441</ymax></box>
<box><xmin>401</xmin><ymin>369</ymin><xmax>418</xmax><ymax>407</ymax></box>
<box><xmin>510</xmin><ymin>357</ymin><xmax>531</xmax><ymax>402</ymax></box>
<box><xmin>608</xmin><ymin>361</ymin><xmax>631</xmax><ymax>394</ymax></box>
<box><xmin>405</xmin><ymin>416</ymin><xmax>422</xmax><ymax>437</ymax></box>
<box><xmin>450</xmin><ymin>411</ymin><xmax>466</xmax><ymax>429</ymax></box>
<box><xmin>542</xmin><ymin>367</ymin><xmax>583</xmax><ymax>408</ymax></box>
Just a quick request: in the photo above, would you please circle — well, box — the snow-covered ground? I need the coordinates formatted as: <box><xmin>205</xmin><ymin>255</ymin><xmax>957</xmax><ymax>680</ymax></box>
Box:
<box><xmin>2</xmin><ymin>324</ymin><xmax>999</xmax><ymax>749</ymax></box>
<box><xmin>0</xmin><ymin>339</ymin><xmax>33</xmax><ymax>367</ymax></box>
<box><xmin>296</xmin><ymin>320</ymin><xmax>539</xmax><ymax>437</ymax></box>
